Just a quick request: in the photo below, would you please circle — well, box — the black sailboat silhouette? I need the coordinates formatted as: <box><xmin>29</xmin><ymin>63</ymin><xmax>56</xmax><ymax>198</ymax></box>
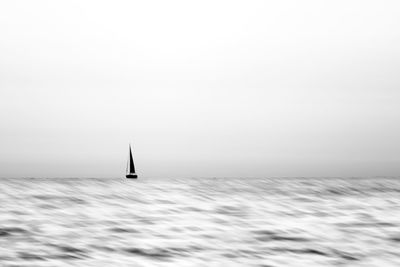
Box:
<box><xmin>126</xmin><ymin>145</ymin><xmax>138</xmax><ymax>179</ymax></box>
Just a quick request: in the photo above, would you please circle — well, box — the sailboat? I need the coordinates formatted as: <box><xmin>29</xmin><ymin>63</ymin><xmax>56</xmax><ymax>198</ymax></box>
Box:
<box><xmin>126</xmin><ymin>145</ymin><xmax>138</xmax><ymax>179</ymax></box>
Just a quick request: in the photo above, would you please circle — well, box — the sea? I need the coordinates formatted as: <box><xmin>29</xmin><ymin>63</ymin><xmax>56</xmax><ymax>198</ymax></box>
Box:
<box><xmin>0</xmin><ymin>177</ymin><xmax>399</xmax><ymax>267</ymax></box>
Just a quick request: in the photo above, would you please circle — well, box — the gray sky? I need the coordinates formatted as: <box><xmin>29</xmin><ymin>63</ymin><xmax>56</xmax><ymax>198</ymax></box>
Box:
<box><xmin>1</xmin><ymin>0</ymin><xmax>399</xmax><ymax>178</ymax></box>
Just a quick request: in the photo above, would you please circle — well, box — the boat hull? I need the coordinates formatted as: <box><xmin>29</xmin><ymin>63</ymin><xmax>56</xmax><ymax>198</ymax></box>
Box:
<box><xmin>126</xmin><ymin>174</ymin><xmax>138</xmax><ymax>179</ymax></box>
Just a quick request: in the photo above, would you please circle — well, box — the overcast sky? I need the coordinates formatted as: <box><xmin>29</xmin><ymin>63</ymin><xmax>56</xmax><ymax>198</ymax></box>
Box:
<box><xmin>1</xmin><ymin>0</ymin><xmax>399</xmax><ymax>178</ymax></box>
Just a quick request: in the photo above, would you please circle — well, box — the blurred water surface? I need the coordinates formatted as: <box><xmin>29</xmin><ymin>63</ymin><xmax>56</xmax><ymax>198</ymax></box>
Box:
<box><xmin>0</xmin><ymin>177</ymin><xmax>400</xmax><ymax>266</ymax></box>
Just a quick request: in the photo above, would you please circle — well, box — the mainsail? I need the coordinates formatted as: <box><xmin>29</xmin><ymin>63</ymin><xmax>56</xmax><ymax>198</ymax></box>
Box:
<box><xmin>128</xmin><ymin>145</ymin><xmax>135</xmax><ymax>173</ymax></box>
<box><xmin>126</xmin><ymin>144</ymin><xmax>138</xmax><ymax>179</ymax></box>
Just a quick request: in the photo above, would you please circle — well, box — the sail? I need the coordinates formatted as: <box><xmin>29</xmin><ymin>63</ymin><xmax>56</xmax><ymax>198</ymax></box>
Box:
<box><xmin>128</xmin><ymin>145</ymin><xmax>136</xmax><ymax>174</ymax></box>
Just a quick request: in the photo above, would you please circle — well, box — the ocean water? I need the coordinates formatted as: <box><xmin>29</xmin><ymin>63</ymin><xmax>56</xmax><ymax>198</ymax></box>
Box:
<box><xmin>0</xmin><ymin>178</ymin><xmax>399</xmax><ymax>267</ymax></box>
